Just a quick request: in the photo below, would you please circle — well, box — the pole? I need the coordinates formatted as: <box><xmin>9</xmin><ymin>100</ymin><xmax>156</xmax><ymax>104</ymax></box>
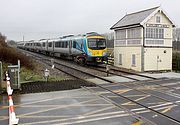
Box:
<box><xmin>0</xmin><ymin>61</ymin><xmax>2</xmax><ymax>91</ymax></box>
<box><xmin>18</xmin><ymin>60</ymin><xmax>20</xmax><ymax>89</ymax></box>
<box><xmin>157</xmin><ymin>56</ymin><xmax>159</xmax><ymax>71</ymax></box>
<box><xmin>23</xmin><ymin>35</ymin><xmax>24</xmax><ymax>42</ymax></box>
<box><xmin>106</xmin><ymin>64</ymin><xmax>110</xmax><ymax>76</ymax></box>
<box><xmin>0</xmin><ymin>61</ymin><xmax>2</xmax><ymax>82</ymax></box>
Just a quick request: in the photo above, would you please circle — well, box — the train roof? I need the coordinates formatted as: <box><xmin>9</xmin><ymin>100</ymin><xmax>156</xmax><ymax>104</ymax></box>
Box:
<box><xmin>17</xmin><ymin>32</ymin><xmax>104</xmax><ymax>44</ymax></box>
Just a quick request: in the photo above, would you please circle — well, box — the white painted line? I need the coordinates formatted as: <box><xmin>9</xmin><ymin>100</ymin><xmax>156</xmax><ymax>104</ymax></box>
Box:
<box><xmin>19</xmin><ymin>98</ymin><xmax>99</xmax><ymax>117</ymax></box>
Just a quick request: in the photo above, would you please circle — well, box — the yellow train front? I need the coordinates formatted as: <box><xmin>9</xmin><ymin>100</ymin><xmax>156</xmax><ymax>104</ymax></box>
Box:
<box><xmin>84</xmin><ymin>34</ymin><xmax>108</xmax><ymax>64</ymax></box>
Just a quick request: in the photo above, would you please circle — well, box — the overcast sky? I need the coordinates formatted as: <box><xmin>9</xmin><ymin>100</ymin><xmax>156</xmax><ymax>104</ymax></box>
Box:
<box><xmin>0</xmin><ymin>0</ymin><xmax>179</xmax><ymax>41</ymax></box>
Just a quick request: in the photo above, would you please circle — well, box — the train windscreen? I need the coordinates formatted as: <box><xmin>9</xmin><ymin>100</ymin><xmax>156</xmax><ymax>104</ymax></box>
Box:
<box><xmin>87</xmin><ymin>38</ymin><xmax>106</xmax><ymax>50</ymax></box>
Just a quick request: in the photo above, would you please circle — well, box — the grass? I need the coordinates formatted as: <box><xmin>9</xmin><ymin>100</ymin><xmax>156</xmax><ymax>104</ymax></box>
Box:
<box><xmin>20</xmin><ymin>67</ymin><xmax>67</xmax><ymax>83</ymax></box>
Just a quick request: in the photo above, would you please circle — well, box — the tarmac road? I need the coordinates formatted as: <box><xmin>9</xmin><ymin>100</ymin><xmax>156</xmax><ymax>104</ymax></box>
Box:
<box><xmin>0</xmin><ymin>88</ymin><xmax>153</xmax><ymax>125</ymax></box>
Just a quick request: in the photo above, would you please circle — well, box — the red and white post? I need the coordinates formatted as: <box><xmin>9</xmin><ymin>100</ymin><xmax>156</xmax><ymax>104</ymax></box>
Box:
<box><xmin>6</xmin><ymin>72</ymin><xmax>19</xmax><ymax>125</ymax></box>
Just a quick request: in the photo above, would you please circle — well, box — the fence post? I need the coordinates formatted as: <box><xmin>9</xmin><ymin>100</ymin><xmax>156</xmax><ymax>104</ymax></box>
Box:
<box><xmin>8</xmin><ymin>60</ymin><xmax>20</xmax><ymax>89</ymax></box>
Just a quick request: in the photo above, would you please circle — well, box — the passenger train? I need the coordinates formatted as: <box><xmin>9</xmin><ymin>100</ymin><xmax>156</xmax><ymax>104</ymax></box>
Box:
<box><xmin>18</xmin><ymin>32</ymin><xmax>108</xmax><ymax>64</ymax></box>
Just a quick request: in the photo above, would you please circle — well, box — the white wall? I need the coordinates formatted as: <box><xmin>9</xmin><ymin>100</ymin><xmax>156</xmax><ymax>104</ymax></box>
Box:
<box><xmin>144</xmin><ymin>48</ymin><xmax>172</xmax><ymax>71</ymax></box>
<box><xmin>114</xmin><ymin>46</ymin><xmax>142</xmax><ymax>71</ymax></box>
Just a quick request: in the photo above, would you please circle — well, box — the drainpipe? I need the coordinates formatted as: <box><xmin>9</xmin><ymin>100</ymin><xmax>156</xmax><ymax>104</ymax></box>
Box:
<box><xmin>141</xmin><ymin>26</ymin><xmax>145</xmax><ymax>72</ymax></box>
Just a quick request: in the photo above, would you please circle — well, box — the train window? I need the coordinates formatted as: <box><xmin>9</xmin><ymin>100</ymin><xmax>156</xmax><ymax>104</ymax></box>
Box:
<box><xmin>97</xmin><ymin>39</ymin><xmax>106</xmax><ymax>47</ymax></box>
<box><xmin>65</xmin><ymin>41</ymin><xmax>68</xmax><ymax>48</ymax></box>
<box><xmin>80</xmin><ymin>39</ymin><xmax>83</xmax><ymax>49</ymax></box>
<box><xmin>49</xmin><ymin>42</ymin><xmax>52</xmax><ymax>47</ymax></box>
<box><xmin>59</xmin><ymin>42</ymin><xmax>61</xmax><ymax>48</ymax></box>
<box><xmin>61</xmin><ymin>41</ymin><xmax>67</xmax><ymax>48</ymax></box>
<box><xmin>88</xmin><ymin>41</ymin><xmax>96</xmax><ymax>47</ymax></box>
<box><xmin>55</xmin><ymin>42</ymin><xmax>58</xmax><ymax>47</ymax></box>
<box><xmin>73</xmin><ymin>41</ymin><xmax>76</xmax><ymax>48</ymax></box>
<box><xmin>58</xmin><ymin>42</ymin><xmax>60</xmax><ymax>47</ymax></box>
<box><xmin>60</xmin><ymin>42</ymin><xmax>62</xmax><ymax>48</ymax></box>
<box><xmin>43</xmin><ymin>42</ymin><xmax>45</xmax><ymax>47</ymax></box>
<box><xmin>62</xmin><ymin>42</ymin><xmax>64</xmax><ymax>48</ymax></box>
<box><xmin>88</xmin><ymin>38</ymin><xmax>106</xmax><ymax>49</ymax></box>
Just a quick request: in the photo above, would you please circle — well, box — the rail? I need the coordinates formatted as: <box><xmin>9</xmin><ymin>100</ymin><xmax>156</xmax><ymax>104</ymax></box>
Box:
<box><xmin>19</xmin><ymin>49</ymin><xmax>180</xmax><ymax>124</ymax></box>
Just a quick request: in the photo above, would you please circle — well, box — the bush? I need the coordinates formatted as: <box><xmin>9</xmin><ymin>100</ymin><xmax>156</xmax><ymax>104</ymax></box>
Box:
<box><xmin>0</xmin><ymin>33</ymin><xmax>34</xmax><ymax>70</ymax></box>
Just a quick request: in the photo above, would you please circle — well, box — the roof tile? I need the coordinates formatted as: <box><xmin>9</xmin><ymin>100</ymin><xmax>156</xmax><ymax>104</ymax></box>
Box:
<box><xmin>111</xmin><ymin>6</ymin><xmax>159</xmax><ymax>29</ymax></box>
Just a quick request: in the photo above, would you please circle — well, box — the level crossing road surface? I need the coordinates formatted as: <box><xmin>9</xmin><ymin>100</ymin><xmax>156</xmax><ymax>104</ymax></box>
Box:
<box><xmin>0</xmin><ymin>72</ymin><xmax>180</xmax><ymax>125</ymax></box>
<box><xmin>0</xmin><ymin>88</ymin><xmax>153</xmax><ymax>125</ymax></box>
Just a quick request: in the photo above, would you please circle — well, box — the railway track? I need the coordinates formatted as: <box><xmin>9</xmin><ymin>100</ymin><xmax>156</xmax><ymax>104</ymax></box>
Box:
<box><xmin>94</xmin><ymin>65</ymin><xmax>180</xmax><ymax>99</ymax></box>
<box><xmin>99</xmin><ymin>65</ymin><xmax>156</xmax><ymax>80</ymax></box>
<box><xmin>87</xmin><ymin>65</ymin><xmax>156</xmax><ymax>81</ymax></box>
<box><xmin>88</xmin><ymin>65</ymin><xmax>180</xmax><ymax>98</ymax></box>
<box><xmin>46</xmin><ymin>59</ymin><xmax>180</xmax><ymax>124</ymax></box>
<box><xmin>21</xmin><ymin>49</ymin><xmax>180</xmax><ymax>98</ymax></box>
<box><xmin>19</xmin><ymin>49</ymin><xmax>180</xmax><ymax>125</ymax></box>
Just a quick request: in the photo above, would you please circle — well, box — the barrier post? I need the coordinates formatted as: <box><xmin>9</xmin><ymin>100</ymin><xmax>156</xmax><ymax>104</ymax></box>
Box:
<box><xmin>6</xmin><ymin>72</ymin><xmax>19</xmax><ymax>125</ymax></box>
<box><xmin>8</xmin><ymin>96</ymin><xmax>19</xmax><ymax>125</ymax></box>
<box><xmin>0</xmin><ymin>61</ymin><xmax>2</xmax><ymax>83</ymax></box>
<box><xmin>0</xmin><ymin>61</ymin><xmax>2</xmax><ymax>91</ymax></box>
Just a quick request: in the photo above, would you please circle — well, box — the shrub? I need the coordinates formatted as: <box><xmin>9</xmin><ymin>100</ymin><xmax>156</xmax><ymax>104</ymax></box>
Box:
<box><xmin>0</xmin><ymin>33</ymin><xmax>34</xmax><ymax>70</ymax></box>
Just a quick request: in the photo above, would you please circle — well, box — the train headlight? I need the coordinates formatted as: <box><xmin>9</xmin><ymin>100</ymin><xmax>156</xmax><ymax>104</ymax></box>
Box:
<box><xmin>89</xmin><ymin>52</ymin><xmax>92</xmax><ymax>56</ymax></box>
<box><xmin>103</xmin><ymin>52</ymin><xmax>107</xmax><ymax>56</ymax></box>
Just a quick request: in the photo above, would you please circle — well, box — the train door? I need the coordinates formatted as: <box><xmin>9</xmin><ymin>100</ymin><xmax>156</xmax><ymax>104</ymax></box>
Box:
<box><xmin>69</xmin><ymin>40</ymin><xmax>72</xmax><ymax>55</ymax></box>
<box><xmin>46</xmin><ymin>40</ymin><xmax>48</xmax><ymax>52</ymax></box>
<box><xmin>53</xmin><ymin>41</ymin><xmax>55</xmax><ymax>56</ymax></box>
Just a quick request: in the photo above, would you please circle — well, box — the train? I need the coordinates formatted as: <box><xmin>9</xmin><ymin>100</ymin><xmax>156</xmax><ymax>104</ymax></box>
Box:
<box><xmin>17</xmin><ymin>32</ymin><xmax>108</xmax><ymax>65</ymax></box>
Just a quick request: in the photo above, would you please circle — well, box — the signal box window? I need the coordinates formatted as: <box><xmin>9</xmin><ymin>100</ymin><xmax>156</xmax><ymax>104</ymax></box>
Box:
<box><xmin>156</xmin><ymin>16</ymin><xmax>161</xmax><ymax>23</ymax></box>
<box><xmin>119</xmin><ymin>54</ymin><xmax>122</xmax><ymax>65</ymax></box>
<box><xmin>132</xmin><ymin>54</ymin><xmax>136</xmax><ymax>66</ymax></box>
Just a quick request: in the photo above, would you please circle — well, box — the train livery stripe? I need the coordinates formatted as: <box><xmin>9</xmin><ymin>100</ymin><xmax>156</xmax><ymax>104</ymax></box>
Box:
<box><xmin>87</xmin><ymin>36</ymin><xmax>105</xmax><ymax>39</ymax></box>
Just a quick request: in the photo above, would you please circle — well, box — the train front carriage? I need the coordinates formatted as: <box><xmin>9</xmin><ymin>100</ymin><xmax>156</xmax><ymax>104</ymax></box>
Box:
<box><xmin>85</xmin><ymin>35</ymin><xmax>108</xmax><ymax>64</ymax></box>
<box><xmin>72</xmin><ymin>33</ymin><xmax>108</xmax><ymax>64</ymax></box>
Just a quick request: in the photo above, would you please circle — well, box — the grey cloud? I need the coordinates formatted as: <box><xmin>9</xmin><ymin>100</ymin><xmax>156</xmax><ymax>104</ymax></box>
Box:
<box><xmin>0</xmin><ymin>0</ymin><xmax>179</xmax><ymax>41</ymax></box>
